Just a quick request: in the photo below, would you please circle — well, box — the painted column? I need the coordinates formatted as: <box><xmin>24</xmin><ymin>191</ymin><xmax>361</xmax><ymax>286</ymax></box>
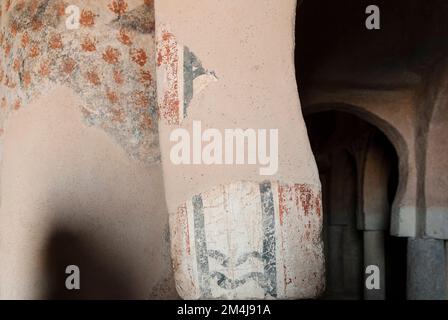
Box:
<box><xmin>407</xmin><ymin>238</ymin><xmax>447</xmax><ymax>300</ymax></box>
<box><xmin>325</xmin><ymin>150</ymin><xmax>362</xmax><ymax>299</ymax></box>
<box><xmin>363</xmin><ymin>231</ymin><xmax>385</xmax><ymax>300</ymax></box>
<box><xmin>155</xmin><ymin>0</ymin><xmax>324</xmax><ymax>299</ymax></box>
<box><xmin>361</xmin><ymin>135</ymin><xmax>391</xmax><ymax>300</ymax></box>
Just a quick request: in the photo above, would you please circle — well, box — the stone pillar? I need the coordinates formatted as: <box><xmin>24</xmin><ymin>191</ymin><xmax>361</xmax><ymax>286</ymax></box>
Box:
<box><xmin>326</xmin><ymin>226</ymin><xmax>344</xmax><ymax>297</ymax></box>
<box><xmin>363</xmin><ymin>231</ymin><xmax>386</xmax><ymax>300</ymax></box>
<box><xmin>324</xmin><ymin>150</ymin><xmax>362</xmax><ymax>299</ymax></box>
<box><xmin>424</xmin><ymin>61</ymin><xmax>448</xmax><ymax>241</ymax></box>
<box><xmin>407</xmin><ymin>238</ymin><xmax>447</xmax><ymax>300</ymax></box>
<box><xmin>155</xmin><ymin>0</ymin><xmax>324</xmax><ymax>299</ymax></box>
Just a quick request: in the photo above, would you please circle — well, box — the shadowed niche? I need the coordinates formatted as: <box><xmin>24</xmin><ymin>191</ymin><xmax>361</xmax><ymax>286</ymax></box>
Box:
<box><xmin>304</xmin><ymin>110</ymin><xmax>407</xmax><ymax>300</ymax></box>
<box><xmin>43</xmin><ymin>227</ymin><xmax>137</xmax><ymax>300</ymax></box>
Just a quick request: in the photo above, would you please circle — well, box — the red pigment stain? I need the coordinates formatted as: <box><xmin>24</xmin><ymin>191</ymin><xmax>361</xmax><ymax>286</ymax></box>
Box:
<box><xmin>21</xmin><ymin>32</ymin><xmax>29</xmax><ymax>48</ymax></box>
<box><xmin>133</xmin><ymin>90</ymin><xmax>149</xmax><ymax>109</ymax></box>
<box><xmin>113</xmin><ymin>69</ymin><xmax>124</xmax><ymax>85</ymax></box>
<box><xmin>31</xmin><ymin>18</ymin><xmax>43</xmax><ymax>31</ymax></box>
<box><xmin>10</xmin><ymin>21</ymin><xmax>18</xmax><ymax>37</ymax></box>
<box><xmin>157</xmin><ymin>30</ymin><xmax>180</xmax><ymax>125</ymax></box>
<box><xmin>108</xmin><ymin>0</ymin><xmax>128</xmax><ymax>16</ymax></box>
<box><xmin>140</xmin><ymin>69</ymin><xmax>152</xmax><ymax>86</ymax></box>
<box><xmin>49</xmin><ymin>33</ymin><xmax>63</xmax><ymax>50</ymax></box>
<box><xmin>130</xmin><ymin>48</ymin><xmax>147</xmax><ymax>67</ymax></box>
<box><xmin>28</xmin><ymin>0</ymin><xmax>38</xmax><ymax>14</ymax></box>
<box><xmin>103</xmin><ymin>47</ymin><xmax>121</xmax><ymax>64</ymax></box>
<box><xmin>86</xmin><ymin>70</ymin><xmax>101</xmax><ymax>86</ymax></box>
<box><xmin>117</xmin><ymin>29</ymin><xmax>133</xmax><ymax>46</ymax></box>
<box><xmin>178</xmin><ymin>204</ymin><xmax>191</xmax><ymax>255</ymax></box>
<box><xmin>62</xmin><ymin>58</ymin><xmax>76</xmax><ymax>75</ymax></box>
<box><xmin>4</xmin><ymin>42</ymin><xmax>11</xmax><ymax>56</ymax></box>
<box><xmin>315</xmin><ymin>191</ymin><xmax>322</xmax><ymax>217</ymax></box>
<box><xmin>80</xmin><ymin>9</ymin><xmax>96</xmax><ymax>28</ymax></box>
<box><xmin>28</xmin><ymin>45</ymin><xmax>40</xmax><ymax>58</ymax></box>
<box><xmin>106</xmin><ymin>90</ymin><xmax>119</xmax><ymax>104</ymax></box>
<box><xmin>81</xmin><ymin>36</ymin><xmax>97</xmax><ymax>52</ymax></box>
<box><xmin>278</xmin><ymin>184</ymin><xmax>290</xmax><ymax>226</ymax></box>
<box><xmin>39</xmin><ymin>60</ymin><xmax>50</xmax><ymax>77</ymax></box>
<box><xmin>296</xmin><ymin>184</ymin><xmax>314</xmax><ymax>216</ymax></box>
<box><xmin>139</xmin><ymin>113</ymin><xmax>152</xmax><ymax>129</ymax></box>
<box><xmin>54</xmin><ymin>0</ymin><xmax>65</xmax><ymax>17</ymax></box>
<box><xmin>23</xmin><ymin>72</ymin><xmax>31</xmax><ymax>88</ymax></box>
<box><xmin>13</xmin><ymin>58</ymin><xmax>20</xmax><ymax>72</ymax></box>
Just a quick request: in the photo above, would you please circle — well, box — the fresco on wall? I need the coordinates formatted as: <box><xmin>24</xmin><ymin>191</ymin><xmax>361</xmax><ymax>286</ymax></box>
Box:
<box><xmin>156</xmin><ymin>26</ymin><xmax>217</xmax><ymax>125</ymax></box>
<box><xmin>0</xmin><ymin>0</ymin><xmax>159</xmax><ymax>163</ymax></box>
<box><xmin>170</xmin><ymin>180</ymin><xmax>325</xmax><ymax>299</ymax></box>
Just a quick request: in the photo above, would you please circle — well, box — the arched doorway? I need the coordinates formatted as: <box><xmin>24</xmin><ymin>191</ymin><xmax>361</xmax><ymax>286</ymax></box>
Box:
<box><xmin>304</xmin><ymin>110</ymin><xmax>407</xmax><ymax>300</ymax></box>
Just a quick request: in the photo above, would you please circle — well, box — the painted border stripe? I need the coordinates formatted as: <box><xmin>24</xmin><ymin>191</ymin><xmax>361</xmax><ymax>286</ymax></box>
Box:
<box><xmin>259</xmin><ymin>181</ymin><xmax>278</xmax><ymax>298</ymax></box>
<box><xmin>192</xmin><ymin>194</ymin><xmax>211</xmax><ymax>298</ymax></box>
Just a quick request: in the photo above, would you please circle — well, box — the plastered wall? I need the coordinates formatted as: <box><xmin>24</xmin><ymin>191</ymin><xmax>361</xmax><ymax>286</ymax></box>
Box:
<box><xmin>0</xmin><ymin>0</ymin><xmax>176</xmax><ymax>299</ymax></box>
<box><xmin>0</xmin><ymin>0</ymin><xmax>323</xmax><ymax>300</ymax></box>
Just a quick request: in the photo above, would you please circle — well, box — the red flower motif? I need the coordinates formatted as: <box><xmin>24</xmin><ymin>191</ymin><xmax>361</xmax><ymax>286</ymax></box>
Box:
<box><xmin>86</xmin><ymin>70</ymin><xmax>101</xmax><ymax>86</ymax></box>
<box><xmin>106</xmin><ymin>90</ymin><xmax>119</xmax><ymax>104</ymax></box>
<box><xmin>113</xmin><ymin>69</ymin><xmax>124</xmax><ymax>85</ymax></box>
<box><xmin>117</xmin><ymin>29</ymin><xmax>133</xmax><ymax>46</ymax></box>
<box><xmin>103</xmin><ymin>47</ymin><xmax>121</xmax><ymax>64</ymax></box>
<box><xmin>108</xmin><ymin>0</ymin><xmax>128</xmax><ymax>16</ymax></box>
<box><xmin>49</xmin><ymin>33</ymin><xmax>63</xmax><ymax>50</ymax></box>
<box><xmin>80</xmin><ymin>10</ymin><xmax>96</xmax><ymax>28</ymax></box>
<box><xmin>81</xmin><ymin>36</ymin><xmax>97</xmax><ymax>52</ymax></box>
<box><xmin>130</xmin><ymin>48</ymin><xmax>147</xmax><ymax>66</ymax></box>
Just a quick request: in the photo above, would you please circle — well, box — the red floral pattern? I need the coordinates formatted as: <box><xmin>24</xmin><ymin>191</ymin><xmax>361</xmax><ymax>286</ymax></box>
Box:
<box><xmin>0</xmin><ymin>0</ymin><xmax>158</xmax><ymax>163</ymax></box>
